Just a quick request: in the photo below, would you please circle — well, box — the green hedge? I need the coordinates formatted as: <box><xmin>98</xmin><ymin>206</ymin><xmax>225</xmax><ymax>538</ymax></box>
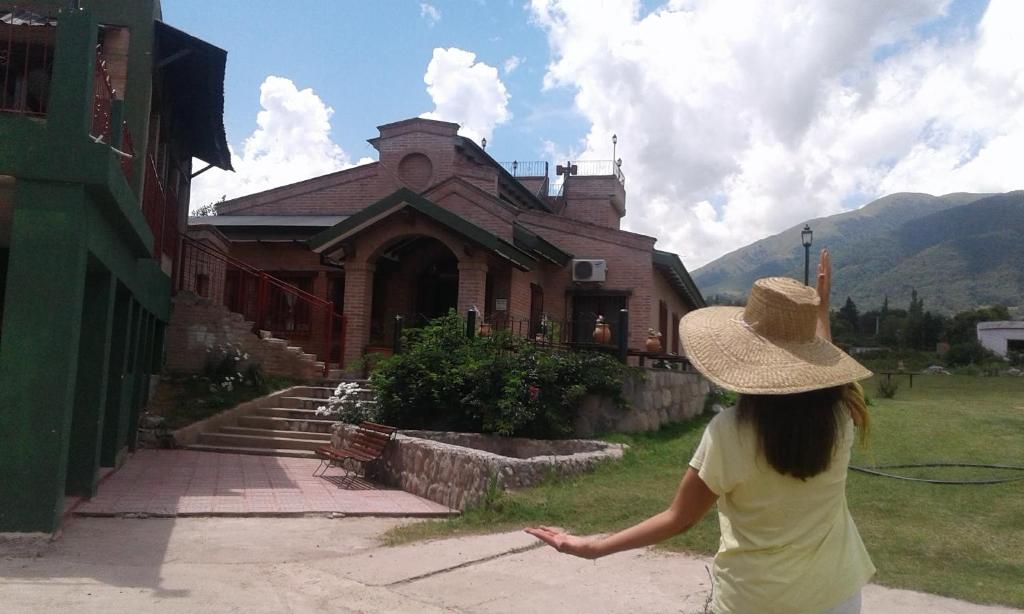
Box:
<box><xmin>369</xmin><ymin>312</ymin><xmax>634</xmax><ymax>438</ymax></box>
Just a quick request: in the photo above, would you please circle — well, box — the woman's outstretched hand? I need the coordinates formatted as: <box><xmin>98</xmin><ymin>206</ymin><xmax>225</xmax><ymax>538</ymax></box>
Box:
<box><xmin>524</xmin><ymin>526</ymin><xmax>601</xmax><ymax>559</ymax></box>
<box><xmin>816</xmin><ymin>248</ymin><xmax>832</xmax><ymax>342</ymax></box>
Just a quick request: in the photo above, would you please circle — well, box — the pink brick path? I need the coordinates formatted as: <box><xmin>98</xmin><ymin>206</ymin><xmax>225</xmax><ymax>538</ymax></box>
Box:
<box><xmin>73</xmin><ymin>450</ymin><xmax>453</xmax><ymax>517</ymax></box>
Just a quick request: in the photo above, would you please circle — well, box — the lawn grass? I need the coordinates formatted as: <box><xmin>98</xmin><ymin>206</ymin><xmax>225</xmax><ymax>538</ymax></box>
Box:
<box><xmin>384</xmin><ymin>375</ymin><xmax>1024</xmax><ymax>608</ymax></box>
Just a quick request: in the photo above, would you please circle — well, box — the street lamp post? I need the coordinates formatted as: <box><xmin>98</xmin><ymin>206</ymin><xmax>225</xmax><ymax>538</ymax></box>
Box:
<box><xmin>801</xmin><ymin>224</ymin><xmax>813</xmax><ymax>285</ymax></box>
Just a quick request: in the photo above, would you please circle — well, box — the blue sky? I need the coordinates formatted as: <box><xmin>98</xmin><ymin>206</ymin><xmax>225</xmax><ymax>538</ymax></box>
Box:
<box><xmin>164</xmin><ymin>0</ymin><xmax>584</xmax><ymax>164</ymax></box>
<box><xmin>174</xmin><ymin>1</ymin><xmax>1022</xmax><ymax>268</ymax></box>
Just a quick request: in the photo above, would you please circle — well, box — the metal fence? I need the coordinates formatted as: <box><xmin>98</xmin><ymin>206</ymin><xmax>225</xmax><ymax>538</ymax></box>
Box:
<box><xmin>0</xmin><ymin>6</ymin><xmax>56</xmax><ymax>116</ymax></box>
<box><xmin>499</xmin><ymin>160</ymin><xmax>549</xmax><ymax>177</ymax></box>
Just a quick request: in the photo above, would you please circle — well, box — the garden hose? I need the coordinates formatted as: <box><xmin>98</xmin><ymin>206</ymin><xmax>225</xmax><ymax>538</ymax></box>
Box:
<box><xmin>848</xmin><ymin>462</ymin><xmax>1024</xmax><ymax>485</ymax></box>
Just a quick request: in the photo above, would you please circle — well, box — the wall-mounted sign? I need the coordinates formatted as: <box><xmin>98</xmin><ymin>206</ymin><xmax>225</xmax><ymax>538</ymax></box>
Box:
<box><xmin>495</xmin><ymin>298</ymin><xmax>508</xmax><ymax>311</ymax></box>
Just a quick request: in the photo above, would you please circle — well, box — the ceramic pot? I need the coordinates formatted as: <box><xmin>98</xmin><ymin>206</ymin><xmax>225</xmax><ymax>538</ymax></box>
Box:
<box><xmin>593</xmin><ymin>322</ymin><xmax>612</xmax><ymax>344</ymax></box>
<box><xmin>645</xmin><ymin>336</ymin><xmax>662</xmax><ymax>353</ymax></box>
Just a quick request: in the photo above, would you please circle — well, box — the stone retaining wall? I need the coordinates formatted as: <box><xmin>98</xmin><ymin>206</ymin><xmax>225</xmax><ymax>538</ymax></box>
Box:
<box><xmin>164</xmin><ymin>293</ymin><xmax>322</xmax><ymax>381</ymax></box>
<box><xmin>331</xmin><ymin>426</ymin><xmax>625</xmax><ymax>511</ymax></box>
<box><xmin>573</xmin><ymin>368</ymin><xmax>710</xmax><ymax>437</ymax></box>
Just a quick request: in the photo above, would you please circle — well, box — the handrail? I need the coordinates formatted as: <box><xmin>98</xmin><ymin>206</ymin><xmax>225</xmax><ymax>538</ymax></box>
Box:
<box><xmin>177</xmin><ymin>233</ymin><xmax>346</xmax><ymax>374</ymax></box>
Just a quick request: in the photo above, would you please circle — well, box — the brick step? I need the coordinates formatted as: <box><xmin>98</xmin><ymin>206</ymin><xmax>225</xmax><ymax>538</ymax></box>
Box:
<box><xmin>237</xmin><ymin>415</ymin><xmax>336</xmax><ymax>434</ymax></box>
<box><xmin>182</xmin><ymin>444</ymin><xmax>319</xmax><ymax>459</ymax></box>
<box><xmin>218</xmin><ymin>426</ymin><xmax>331</xmax><ymax>441</ymax></box>
<box><xmin>254</xmin><ymin>407</ymin><xmax>336</xmax><ymax>420</ymax></box>
<box><xmin>197</xmin><ymin>431</ymin><xmax>325</xmax><ymax>451</ymax></box>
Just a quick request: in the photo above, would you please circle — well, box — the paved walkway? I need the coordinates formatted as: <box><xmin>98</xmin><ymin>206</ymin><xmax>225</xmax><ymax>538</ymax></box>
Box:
<box><xmin>72</xmin><ymin>450</ymin><xmax>452</xmax><ymax>517</ymax></box>
<box><xmin>1</xmin><ymin>518</ymin><xmax>1018</xmax><ymax>614</ymax></box>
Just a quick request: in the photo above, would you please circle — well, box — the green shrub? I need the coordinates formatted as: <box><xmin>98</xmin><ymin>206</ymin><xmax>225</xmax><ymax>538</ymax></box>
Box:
<box><xmin>945</xmin><ymin>341</ymin><xmax>998</xmax><ymax>367</ymax></box>
<box><xmin>370</xmin><ymin>311</ymin><xmax>633</xmax><ymax>438</ymax></box>
<box><xmin>877</xmin><ymin>378</ymin><xmax>899</xmax><ymax>399</ymax></box>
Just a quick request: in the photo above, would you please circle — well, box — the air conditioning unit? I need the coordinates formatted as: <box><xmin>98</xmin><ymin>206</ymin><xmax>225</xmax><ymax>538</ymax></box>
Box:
<box><xmin>572</xmin><ymin>259</ymin><xmax>607</xmax><ymax>282</ymax></box>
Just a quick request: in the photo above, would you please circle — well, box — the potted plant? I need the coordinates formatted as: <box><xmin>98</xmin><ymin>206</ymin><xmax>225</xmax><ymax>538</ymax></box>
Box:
<box><xmin>646</xmin><ymin>328</ymin><xmax>663</xmax><ymax>353</ymax></box>
<box><xmin>478</xmin><ymin>322</ymin><xmax>493</xmax><ymax>337</ymax></box>
<box><xmin>593</xmin><ymin>315</ymin><xmax>612</xmax><ymax>344</ymax></box>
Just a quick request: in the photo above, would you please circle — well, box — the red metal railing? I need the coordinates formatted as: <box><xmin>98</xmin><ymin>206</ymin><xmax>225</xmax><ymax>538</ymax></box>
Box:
<box><xmin>0</xmin><ymin>6</ymin><xmax>56</xmax><ymax>116</ymax></box>
<box><xmin>119</xmin><ymin>120</ymin><xmax>134</xmax><ymax>183</ymax></box>
<box><xmin>142</xmin><ymin>154</ymin><xmax>165</xmax><ymax>257</ymax></box>
<box><xmin>176</xmin><ymin>234</ymin><xmax>347</xmax><ymax>374</ymax></box>
<box><xmin>89</xmin><ymin>44</ymin><xmax>113</xmax><ymax>142</ymax></box>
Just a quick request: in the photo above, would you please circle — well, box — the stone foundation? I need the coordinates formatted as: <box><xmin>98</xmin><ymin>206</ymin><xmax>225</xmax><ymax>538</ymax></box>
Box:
<box><xmin>573</xmin><ymin>368</ymin><xmax>710</xmax><ymax>437</ymax></box>
<box><xmin>331</xmin><ymin>426</ymin><xmax>626</xmax><ymax>511</ymax></box>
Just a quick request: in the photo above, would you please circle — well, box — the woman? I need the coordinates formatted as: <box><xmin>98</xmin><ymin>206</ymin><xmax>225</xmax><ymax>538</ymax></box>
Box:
<box><xmin>527</xmin><ymin>251</ymin><xmax>875</xmax><ymax>614</ymax></box>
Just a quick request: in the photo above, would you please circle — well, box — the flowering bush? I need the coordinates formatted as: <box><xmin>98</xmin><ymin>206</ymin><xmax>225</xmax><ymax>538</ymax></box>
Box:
<box><xmin>316</xmin><ymin>381</ymin><xmax>380</xmax><ymax>424</ymax></box>
<box><xmin>203</xmin><ymin>342</ymin><xmax>257</xmax><ymax>392</ymax></box>
<box><xmin>371</xmin><ymin>311</ymin><xmax>635</xmax><ymax>438</ymax></box>
<box><xmin>647</xmin><ymin>328</ymin><xmax>662</xmax><ymax>338</ymax></box>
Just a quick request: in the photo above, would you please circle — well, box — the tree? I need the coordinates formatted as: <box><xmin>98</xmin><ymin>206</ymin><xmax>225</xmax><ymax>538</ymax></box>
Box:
<box><xmin>881</xmin><ymin>295</ymin><xmax>889</xmax><ymax>317</ymax></box>
<box><xmin>192</xmin><ymin>195</ymin><xmax>226</xmax><ymax>217</ymax></box>
<box><xmin>838</xmin><ymin>297</ymin><xmax>860</xmax><ymax>334</ymax></box>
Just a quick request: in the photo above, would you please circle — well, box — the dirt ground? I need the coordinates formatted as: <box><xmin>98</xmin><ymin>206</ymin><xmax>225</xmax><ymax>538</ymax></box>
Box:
<box><xmin>1</xmin><ymin>517</ymin><xmax>1019</xmax><ymax>613</ymax></box>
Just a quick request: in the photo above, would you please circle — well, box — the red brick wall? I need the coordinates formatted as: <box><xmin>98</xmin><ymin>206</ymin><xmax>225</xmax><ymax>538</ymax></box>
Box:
<box><xmin>518</xmin><ymin>211</ymin><xmax>658</xmax><ymax>351</ymax></box>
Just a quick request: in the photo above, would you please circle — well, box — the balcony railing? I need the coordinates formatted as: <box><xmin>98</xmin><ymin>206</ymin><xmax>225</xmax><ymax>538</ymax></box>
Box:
<box><xmin>142</xmin><ymin>154</ymin><xmax>168</xmax><ymax>258</ymax></box>
<box><xmin>0</xmin><ymin>6</ymin><xmax>56</xmax><ymax>116</ymax></box>
<box><xmin>569</xmin><ymin>160</ymin><xmax>626</xmax><ymax>187</ymax></box>
<box><xmin>89</xmin><ymin>44</ymin><xmax>113</xmax><ymax>143</ymax></box>
<box><xmin>499</xmin><ymin>160</ymin><xmax>549</xmax><ymax>177</ymax></box>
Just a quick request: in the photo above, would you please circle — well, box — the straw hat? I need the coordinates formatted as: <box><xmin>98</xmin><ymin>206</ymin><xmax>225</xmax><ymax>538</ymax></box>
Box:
<box><xmin>680</xmin><ymin>277</ymin><xmax>872</xmax><ymax>395</ymax></box>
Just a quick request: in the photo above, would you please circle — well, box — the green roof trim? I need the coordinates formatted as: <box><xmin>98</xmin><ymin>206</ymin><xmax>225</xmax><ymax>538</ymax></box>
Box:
<box><xmin>513</xmin><ymin>224</ymin><xmax>573</xmax><ymax>266</ymax></box>
<box><xmin>652</xmin><ymin>249</ymin><xmax>707</xmax><ymax>309</ymax></box>
<box><xmin>308</xmin><ymin>188</ymin><xmax>538</xmax><ymax>271</ymax></box>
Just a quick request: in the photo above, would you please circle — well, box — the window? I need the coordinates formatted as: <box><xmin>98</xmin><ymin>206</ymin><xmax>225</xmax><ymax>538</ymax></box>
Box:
<box><xmin>570</xmin><ymin>293</ymin><xmax>628</xmax><ymax>344</ymax></box>
<box><xmin>658</xmin><ymin>300</ymin><xmax>668</xmax><ymax>342</ymax></box>
<box><xmin>671</xmin><ymin>312</ymin><xmax>680</xmax><ymax>354</ymax></box>
<box><xmin>267</xmin><ymin>274</ymin><xmax>314</xmax><ymax>333</ymax></box>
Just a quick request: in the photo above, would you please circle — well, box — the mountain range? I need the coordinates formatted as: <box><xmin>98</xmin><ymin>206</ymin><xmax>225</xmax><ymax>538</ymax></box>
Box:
<box><xmin>691</xmin><ymin>191</ymin><xmax>1024</xmax><ymax>315</ymax></box>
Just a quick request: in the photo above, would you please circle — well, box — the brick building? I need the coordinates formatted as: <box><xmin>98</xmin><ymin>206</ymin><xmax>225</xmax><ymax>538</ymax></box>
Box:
<box><xmin>185</xmin><ymin>117</ymin><xmax>704</xmax><ymax>369</ymax></box>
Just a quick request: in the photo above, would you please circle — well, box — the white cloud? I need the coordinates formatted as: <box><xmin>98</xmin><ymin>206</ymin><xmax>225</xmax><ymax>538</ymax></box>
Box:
<box><xmin>189</xmin><ymin>76</ymin><xmax>371</xmax><ymax>210</ymax></box>
<box><xmin>503</xmin><ymin>55</ymin><xmax>523</xmax><ymax>74</ymax></box>
<box><xmin>421</xmin><ymin>47</ymin><xmax>511</xmax><ymax>143</ymax></box>
<box><xmin>529</xmin><ymin>0</ymin><xmax>1024</xmax><ymax>268</ymax></box>
<box><xmin>420</xmin><ymin>3</ymin><xmax>441</xmax><ymax>26</ymax></box>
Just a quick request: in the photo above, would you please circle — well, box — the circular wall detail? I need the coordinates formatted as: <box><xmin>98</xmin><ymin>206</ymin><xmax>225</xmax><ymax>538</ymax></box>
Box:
<box><xmin>398</xmin><ymin>153</ymin><xmax>434</xmax><ymax>190</ymax></box>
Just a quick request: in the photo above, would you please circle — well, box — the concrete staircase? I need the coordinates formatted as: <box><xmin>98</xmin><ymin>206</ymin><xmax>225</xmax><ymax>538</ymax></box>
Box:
<box><xmin>179</xmin><ymin>382</ymin><xmax>376</xmax><ymax>459</ymax></box>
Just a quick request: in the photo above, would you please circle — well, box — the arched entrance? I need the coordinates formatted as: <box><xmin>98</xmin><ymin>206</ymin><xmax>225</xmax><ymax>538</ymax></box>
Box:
<box><xmin>368</xmin><ymin>235</ymin><xmax>459</xmax><ymax>347</ymax></box>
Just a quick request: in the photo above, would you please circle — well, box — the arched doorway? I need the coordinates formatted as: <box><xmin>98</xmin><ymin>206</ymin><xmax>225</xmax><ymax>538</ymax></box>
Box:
<box><xmin>368</xmin><ymin>235</ymin><xmax>458</xmax><ymax>346</ymax></box>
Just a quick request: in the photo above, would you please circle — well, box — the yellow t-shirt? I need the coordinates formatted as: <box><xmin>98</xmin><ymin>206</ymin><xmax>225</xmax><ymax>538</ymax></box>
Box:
<box><xmin>689</xmin><ymin>406</ymin><xmax>875</xmax><ymax>614</ymax></box>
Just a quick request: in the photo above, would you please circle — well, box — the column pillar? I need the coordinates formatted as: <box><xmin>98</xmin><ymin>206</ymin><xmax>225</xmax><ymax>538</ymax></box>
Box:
<box><xmin>66</xmin><ymin>262</ymin><xmax>117</xmax><ymax>497</ymax></box>
<box><xmin>342</xmin><ymin>261</ymin><xmax>375</xmax><ymax>371</ymax></box>
<box><xmin>456</xmin><ymin>261</ymin><xmax>488</xmax><ymax>318</ymax></box>
<box><xmin>0</xmin><ymin>182</ymin><xmax>89</xmax><ymax>533</ymax></box>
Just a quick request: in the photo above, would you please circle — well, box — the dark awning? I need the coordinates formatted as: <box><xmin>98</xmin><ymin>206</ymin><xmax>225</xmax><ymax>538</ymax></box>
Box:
<box><xmin>653</xmin><ymin>249</ymin><xmax>707</xmax><ymax>309</ymax></box>
<box><xmin>154</xmin><ymin>21</ymin><xmax>232</xmax><ymax>171</ymax></box>
<box><xmin>513</xmin><ymin>223</ymin><xmax>572</xmax><ymax>266</ymax></box>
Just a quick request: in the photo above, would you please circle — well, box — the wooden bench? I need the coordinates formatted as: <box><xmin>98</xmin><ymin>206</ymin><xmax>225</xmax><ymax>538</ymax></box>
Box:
<box><xmin>313</xmin><ymin>421</ymin><xmax>397</xmax><ymax>480</ymax></box>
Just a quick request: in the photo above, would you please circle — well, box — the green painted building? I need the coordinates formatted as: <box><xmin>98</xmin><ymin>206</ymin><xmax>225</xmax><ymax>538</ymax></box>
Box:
<box><xmin>0</xmin><ymin>2</ymin><xmax>231</xmax><ymax>534</ymax></box>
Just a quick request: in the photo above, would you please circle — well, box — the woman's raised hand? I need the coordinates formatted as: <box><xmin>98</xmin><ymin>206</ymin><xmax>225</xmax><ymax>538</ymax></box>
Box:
<box><xmin>524</xmin><ymin>526</ymin><xmax>600</xmax><ymax>559</ymax></box>
<box><xmin>816</xmin><ymin>248</ymin><xmax>832</xmax><ymax>341</ymax></box>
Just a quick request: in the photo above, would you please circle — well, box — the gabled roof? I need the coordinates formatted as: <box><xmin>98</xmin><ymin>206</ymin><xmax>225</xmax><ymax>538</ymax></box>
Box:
<box><xmin>653</xmin><ymin>249</ymin><xmax>707</xmax><ymax>309</ymax></box>
<box><xmin>513</xmin><ymin>223</ymin><xmax>572</xmax><ymax>266</ymax></box>
<box><xmin>308</xmin><ymin>188</ymin><xmax>538</xmax><ymax>271</ymax></box>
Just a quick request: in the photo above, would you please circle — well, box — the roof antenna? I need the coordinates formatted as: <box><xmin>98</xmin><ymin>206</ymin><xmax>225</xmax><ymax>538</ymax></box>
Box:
<box><xmin>612</xmin><ymin>133</ymin><xmax>617</xmax><ymax>162</ymax></box>
<box><xmin>481</xmin><ymin>137</ymin><xmax>487</xmax><ymax>151</ymax></box>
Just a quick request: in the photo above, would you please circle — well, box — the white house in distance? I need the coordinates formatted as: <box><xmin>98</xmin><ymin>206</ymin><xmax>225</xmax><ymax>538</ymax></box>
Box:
<box><xmin>977</xmin><ymin>321</ymin><xmax>1024</xmax><ymax>357</ymax></box>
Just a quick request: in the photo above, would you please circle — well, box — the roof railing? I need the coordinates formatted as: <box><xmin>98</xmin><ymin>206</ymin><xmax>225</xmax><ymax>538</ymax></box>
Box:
<box><xmin>498</xmin><ymin>160</ymin><xmax>549</xmax><ymax>177</ymax></box>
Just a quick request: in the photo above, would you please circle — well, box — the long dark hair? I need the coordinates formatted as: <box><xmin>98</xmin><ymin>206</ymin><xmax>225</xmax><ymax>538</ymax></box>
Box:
<box><xmin>736</xmin><ymin>383</ymin><xmax>869</xmax><ymax>480</ymax></box>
